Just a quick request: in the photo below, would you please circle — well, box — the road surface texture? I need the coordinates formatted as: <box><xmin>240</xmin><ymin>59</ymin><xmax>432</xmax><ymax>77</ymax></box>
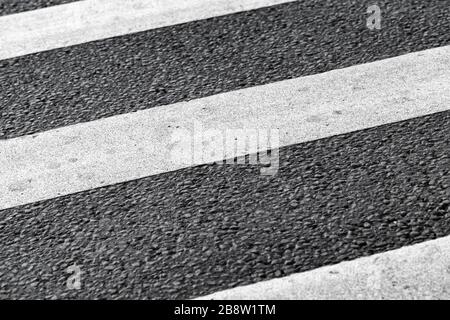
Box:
<box><xmin>0</xmin><ymin>0</ymin><xmax>449</xmax><ymax>299</ymax></box>
<box><xmin>1</xmin><ymin>0</ymin><xmax>449</xmax><ymax>139</ymax></box>
<box><xmin>0</xmin><ymin>0</ymin><xmax>78</xmax><ymax>16</ymax></box>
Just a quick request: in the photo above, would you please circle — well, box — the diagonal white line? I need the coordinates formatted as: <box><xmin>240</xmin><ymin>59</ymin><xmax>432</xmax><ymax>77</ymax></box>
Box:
<box><xmin>0</xmin><ymin>0</ymin><xmax>294</xmax><ymax>61</ymax></box>
<box><xmin>196</xmin><ymin>235</ymin><xmax>450</xmax><ymax>300</ymax></box>
<box><xmin>0</xmin><ymin>46</ymin><xmax>449</xmax><ymax>210</ymax></box>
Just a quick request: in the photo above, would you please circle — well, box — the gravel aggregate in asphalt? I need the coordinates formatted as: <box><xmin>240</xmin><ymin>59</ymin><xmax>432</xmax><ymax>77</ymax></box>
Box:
<box><xmin>1</xmin><ymin>111</ymin><xmax>448</xmax><ymax>299</ymax></box>
<box><xmin>1</xmin><ymin>0</ymin><xmax>449</xmax><ymax>139</ymax></box>
<box><xmin>0</xmin><ymin>0</ymin><xmax>78</xmax><ymax>16</ymax></box>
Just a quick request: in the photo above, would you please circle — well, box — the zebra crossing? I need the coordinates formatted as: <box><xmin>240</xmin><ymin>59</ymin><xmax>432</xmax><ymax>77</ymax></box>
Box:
<box><xmin>0</xmin><ymin>0</ymin><xmax>449</xmax><ymax>299</ymax></box>
<box><xmin>198</xmin><ymin>235</ymin><xmax>450</xmax><ymax>299</ymax></box>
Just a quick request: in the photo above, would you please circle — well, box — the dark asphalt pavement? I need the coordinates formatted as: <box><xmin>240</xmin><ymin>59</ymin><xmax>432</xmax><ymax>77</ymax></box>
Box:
<box><xmin>1</xmin><ymin>111</ymin><xmax>449</xmax><ymax>299</ymax></box>
<box><xmin>0</xmin><ymin>0</ymin><xmax>78</xmax><ymax>16</ymax></box>
<box><xmin>1</xmin><ymin>0</ymin><xmax>449</xmax><ymax>139</ymax></box>
<box><xmin>1</xmin><ymin>0</ymin><xmax>449</xmax><ymax>300</ymax></box>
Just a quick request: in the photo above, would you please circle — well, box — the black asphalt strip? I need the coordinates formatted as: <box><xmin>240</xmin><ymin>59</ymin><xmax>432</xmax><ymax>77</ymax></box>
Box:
<box><xmin>0</xmin><ymin>111</ymin><xmax>449</xmax><ymax>299</ymax></box>
<box><xmin>1</xmin><ymin>0</ymin><xmax>449</xmax><ymax>139</ymax></box>
<box><xmin>0</xmin><ymin>0</ymin><xmax>79</xmax><ymax>16</ymax></box>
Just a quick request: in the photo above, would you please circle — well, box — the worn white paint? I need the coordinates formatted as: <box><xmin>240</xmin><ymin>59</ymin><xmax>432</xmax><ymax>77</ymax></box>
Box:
<box><xmin>0</xmin><ymin>0</ymin><xmax>294</xmax><ymax>60</ymax></box>
<box><xmin>0</xmin><ymin>46</ymin><xmax>449</xmax><ymax>210</ymax></box>
<box><xmin>197</xmin><ymin>235</ymin><xmax>450</xmax><ymax>300</ymax></box>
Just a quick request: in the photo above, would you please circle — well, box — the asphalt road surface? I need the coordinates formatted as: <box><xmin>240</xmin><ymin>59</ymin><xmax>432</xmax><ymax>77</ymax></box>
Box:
<box><xmin>1</xmin><ymin>111</ymin><xmax>449</xmax><ymax>299</ymax></box>
<box><xmin>0</xmin><ymin>0</ymin><xmax>79</xmax><ymax>16</ymax></box>
<box><xmin>1</xmin><ymin>0</ymin><xmax>449</xmax><ymax>139</ymax></box>
<box><xmin>0</xmin><ymin>0</ymin><xmax>449</xmax><ymax>299</ymax></box>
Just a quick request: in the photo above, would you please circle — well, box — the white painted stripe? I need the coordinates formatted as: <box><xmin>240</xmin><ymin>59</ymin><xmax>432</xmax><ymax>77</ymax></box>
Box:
<box><xmin>0</xmin><ymin>0</ymin><xmax>294</xmax><ymax>61</ymax></box>
<box><xmin>1</xmin><ymin>46</ymin><xmax>449</xmax><ymax>210</ymax></box>
<box><xmin>197</xmin><ymin>235</ymin><xmax>450</xmax><ymax>300</ymax></box>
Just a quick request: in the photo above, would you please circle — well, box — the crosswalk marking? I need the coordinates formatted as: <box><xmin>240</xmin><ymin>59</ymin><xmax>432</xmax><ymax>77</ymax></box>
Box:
<box><xmin>0</xmin><ymin>0</ymin><xmax>294</xmax><ymax>60</ymax></box>
<box><xmin>2</xmin><ymin>109</ymin><xmax>448</xmax><ymax>299</ymax></box>
<box><xmin>1</xmin><ymin>45</ymin><xmax>448</xmax><ymax>210</ymax></box>
<box><xmin>2</xmin><ymin>0</ymin><xmax>447</xmax><ymax>140</ymax></box>
<box><xmin>1</xmin><ymin>0</ymin><xmax>449</xmax><ymax>300</ymax></box>
<box><xmin>197</xmin><ymin>235</ymin><xmax>450</xmax><ymax>300</ymax></box>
